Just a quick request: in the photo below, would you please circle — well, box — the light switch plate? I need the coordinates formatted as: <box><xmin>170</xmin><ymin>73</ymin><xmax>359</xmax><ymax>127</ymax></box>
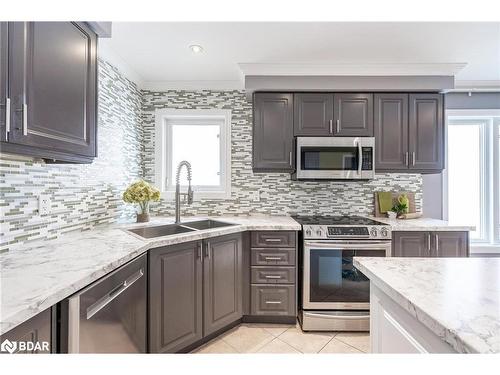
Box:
<box><xmin>38</xmin><ymin>194</ymin><xmax>51</xmax><ymax>216</ymax></box>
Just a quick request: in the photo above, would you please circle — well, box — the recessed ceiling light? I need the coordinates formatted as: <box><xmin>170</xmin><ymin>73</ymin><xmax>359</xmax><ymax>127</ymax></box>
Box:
<box><xmin>189</xmin><ymin>45</ymin><xmax>204</xmax><ymax>54</ymax></box>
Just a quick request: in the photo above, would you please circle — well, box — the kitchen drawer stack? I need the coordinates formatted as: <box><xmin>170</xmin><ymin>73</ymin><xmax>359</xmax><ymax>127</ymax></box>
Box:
<box><xmin>249</xmin><ymin>231</ymin><xmax>297</xmax><ymax>321</ymax></box>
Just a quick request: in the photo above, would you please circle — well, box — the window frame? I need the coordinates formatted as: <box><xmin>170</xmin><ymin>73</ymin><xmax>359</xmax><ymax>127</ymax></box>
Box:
<box><xmin>445</xmin><ymin>109</ymin><xmax>500</xmax><ymax>250</ymax></box>
<box><xmin>154</xmin><ymin>108</ymin><xmax>232</xmax><ymax>199</ymax></box>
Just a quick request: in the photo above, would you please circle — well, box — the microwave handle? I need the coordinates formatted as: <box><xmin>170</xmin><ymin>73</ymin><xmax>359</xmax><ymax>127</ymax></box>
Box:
<box><xmin>357</xmin><ymin>141</ymin><xmax>363</xmax><ymax>175</ymax></box>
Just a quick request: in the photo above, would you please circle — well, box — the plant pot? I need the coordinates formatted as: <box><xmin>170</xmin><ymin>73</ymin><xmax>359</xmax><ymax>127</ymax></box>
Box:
<box><xmin>136</xmin><ymin>213</ymin><xmax>150</xmax><ymax>223</ymax></box>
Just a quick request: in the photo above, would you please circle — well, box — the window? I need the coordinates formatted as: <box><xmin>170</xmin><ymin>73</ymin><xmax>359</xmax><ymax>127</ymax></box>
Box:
<box><xmin>155</xmin><ymin>109</ymin><xmax>231</xmax><ymax>199</ymax></box>
<box><xmin>446</xmin><ymin>110</ymin><xmax>500</xmax><ymax>249</ymax></box>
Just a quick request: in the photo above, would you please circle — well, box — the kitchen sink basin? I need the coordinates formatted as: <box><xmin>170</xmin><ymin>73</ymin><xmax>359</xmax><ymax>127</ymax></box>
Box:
<box><xmin>128</xmin><ymin>224</ymin><xmax>195</xmax><ymax>239</ymax></box>
<box><xmin>181</xmin><ymin>219</ymin><xmax>236</xmax><ymax>230</ymax></box>
<box><xmin>128</xmin><ymin>220</ymin><xmax>236</xmax><ymax>239</ymax></box>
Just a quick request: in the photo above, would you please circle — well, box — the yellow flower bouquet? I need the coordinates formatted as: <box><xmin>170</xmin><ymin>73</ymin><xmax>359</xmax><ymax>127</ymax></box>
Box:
<box><xmin>123</xmin><ymin>180</ymin><xmax>161</xmax><ymax>222</ymax></box>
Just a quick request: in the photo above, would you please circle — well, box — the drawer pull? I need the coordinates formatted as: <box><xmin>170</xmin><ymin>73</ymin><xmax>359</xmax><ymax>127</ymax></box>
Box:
<box><xmin>264</xmin><ymin>275</ymin><xmax>282</xmax><ymax>279</ymax></box>
<box><xmin>265</xmin><ymin>238</ymin><xmax>282</xmax><ymax>242</ymax></box>
<box><xmin>265</xmin><ymin>301</ymin><xmax>282</xmax><ymax>305</ymax></box>
<box><xmin>264</xmin><ymin>256</ymin><xmax>282</xmax><ymax>260</ymax></box>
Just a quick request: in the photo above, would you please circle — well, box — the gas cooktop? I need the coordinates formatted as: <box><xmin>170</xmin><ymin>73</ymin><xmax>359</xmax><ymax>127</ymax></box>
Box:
<box><xmin>292</xmin><ymin>215</ymin><xmax>391</xmax><ymax>240</ymax></box>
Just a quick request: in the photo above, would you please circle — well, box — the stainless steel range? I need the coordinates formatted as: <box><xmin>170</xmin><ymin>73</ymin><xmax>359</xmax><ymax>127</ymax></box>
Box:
<box><xmin>293</xmin><ymin>216</ymin><xmax>392</xmax><ymax>332</ymax></box>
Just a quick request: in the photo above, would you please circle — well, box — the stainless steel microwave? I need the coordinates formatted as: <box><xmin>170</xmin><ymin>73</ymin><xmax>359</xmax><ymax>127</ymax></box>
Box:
<box><xmin>295</xmin><ymin>137</ymin><xmax>375</xmax><ymax>180</ymax></box>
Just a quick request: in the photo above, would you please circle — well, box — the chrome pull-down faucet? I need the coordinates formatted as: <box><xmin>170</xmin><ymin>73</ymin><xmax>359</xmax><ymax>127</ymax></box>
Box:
<box><xmin>175</xmin><ymin>161</ymin><xmax>193</xmax><ymax>224</ymax></box>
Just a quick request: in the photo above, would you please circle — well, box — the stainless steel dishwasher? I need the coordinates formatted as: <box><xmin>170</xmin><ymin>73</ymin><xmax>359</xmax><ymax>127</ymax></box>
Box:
<box><xmin>62</xmin><ymin>254</ymin><xmax>147</xmax><ymax>353</ymax></box>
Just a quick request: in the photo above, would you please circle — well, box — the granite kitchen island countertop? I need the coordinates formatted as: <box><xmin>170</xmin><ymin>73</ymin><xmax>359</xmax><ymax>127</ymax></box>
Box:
<box><xmin>354</xmin><ymin>257</ymin><xmax>500</xmax><ymax>354</ymax></box>
<box><xmin>0</xmin><ymin>215</ymin><xmax>300</xmax><ymax>336</ymax></box>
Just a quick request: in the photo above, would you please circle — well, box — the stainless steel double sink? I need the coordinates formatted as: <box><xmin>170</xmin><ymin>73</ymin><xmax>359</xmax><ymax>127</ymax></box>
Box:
<box><xmin>127</xmin><ymin>219</ymin><xmax>236</xmax><ymax>239</ymax></box>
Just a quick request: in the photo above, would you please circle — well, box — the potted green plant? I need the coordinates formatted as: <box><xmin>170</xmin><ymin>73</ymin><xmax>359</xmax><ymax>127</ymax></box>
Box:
<box><xmin>391</xmin><ymin>194</ymin><xmax>409</xmax><ymax>218</ymax></box>
<box><xmin>123</xmin><ymin>180</ymin><xmax>161</xmax><ymax>223</ymax></box>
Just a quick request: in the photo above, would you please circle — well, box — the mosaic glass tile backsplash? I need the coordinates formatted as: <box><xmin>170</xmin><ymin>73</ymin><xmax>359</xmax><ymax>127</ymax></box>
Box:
<box><xmin>1</xmin><ymin>61</ymin><xmax>422</xmax><ymax>252</ymax></box>
<box><xmin>0</xmin><ymin>60</ymin><xmax>143</xmax><ymax>252</ymax></box>
<box><xmin>142</xmin><ymin>90</ymin><xmax>422</xmax><ymax>217</ymax></box>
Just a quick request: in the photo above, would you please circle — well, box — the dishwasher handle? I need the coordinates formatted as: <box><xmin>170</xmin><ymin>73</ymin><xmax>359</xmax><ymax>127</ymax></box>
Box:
<box><xmin>86</xmin><ymin>268</ymin><xmax>144</xmax><ymax>320</ymax></box>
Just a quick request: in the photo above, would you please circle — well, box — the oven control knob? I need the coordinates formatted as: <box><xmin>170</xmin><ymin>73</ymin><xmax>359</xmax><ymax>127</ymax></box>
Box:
<box><xmin>306</xmin><ymin>229</ymin><xmax>312</xmax><ymax>237</ymax></box>
<box><xmin>381</xmin><ymin>228</ymin><xmax>388</xmax><ymax>237</ymax></box>
<box><xmin>370</xmin><ymin>229</ymin><xmax>378</xmax><ymax>237</ymax></box>
<box><xmin>316</xmin><ymin>229</ymin><xmax>323</xmax><ymax>237</ymax></box>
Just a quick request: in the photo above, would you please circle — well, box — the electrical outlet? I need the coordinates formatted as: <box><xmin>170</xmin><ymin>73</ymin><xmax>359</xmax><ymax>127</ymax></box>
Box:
<box><xmin>38</xmin><ymin>194</ymin><xmax>51</xmax><ymax>216</ymax></box>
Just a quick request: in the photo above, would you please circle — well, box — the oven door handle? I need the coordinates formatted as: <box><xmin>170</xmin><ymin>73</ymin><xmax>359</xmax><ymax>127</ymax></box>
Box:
<box><xmin>304</xmin><ymin>241</ymin><xmax>391</xmax><ymax>250</ymax></box>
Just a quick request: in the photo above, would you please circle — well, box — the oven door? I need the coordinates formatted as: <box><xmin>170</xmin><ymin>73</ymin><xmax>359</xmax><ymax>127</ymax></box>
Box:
<box><xmin>296</xmin><ymin>137</ymin><xmax>375</xmax><ymax>180</ymax></box>
<box><xmin>303</xmin><ymin>240</ymin><xmax>390</xmax><ymax>310</ymax></box>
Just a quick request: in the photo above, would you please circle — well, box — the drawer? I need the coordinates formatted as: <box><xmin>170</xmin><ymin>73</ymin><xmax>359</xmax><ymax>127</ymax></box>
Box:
<box><xmin>251</xmin><ymin>231</ymin><xmax>296</xmax><ymax>248</ymax></box>
<box><xmin>251</xmin><ymin>266</ymin><xmax>295</xmax><ymax>284</ymax></box>
<box><xmin>251</xmin><ymin>248</ymin><xmax>295</xmax><ymax>266</ymax></box>
<box><xmin>251</xmin><ymin>285</ymin><xmax>296</xmax><ymax>316</ymax></box>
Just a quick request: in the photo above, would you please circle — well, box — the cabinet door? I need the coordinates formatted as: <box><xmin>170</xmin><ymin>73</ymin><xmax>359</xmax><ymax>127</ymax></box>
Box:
<box><xmin>374</xmin><ymin>94</ymin><xmax>409</xmax><ymax>171</ymax></box>
<box><xmin>8</xmin><ymin>22</ymin><xmax>97</xmax><ymax>157</ymax></box>
<box><xmin>433</xmin><ymin>232</ymin><xmax>469</xmax><ymax>257</ymax></box>
<box><xmin>392</xmin><ymin>232</ymin><xmax>430</xmax><ymax>257</ymax></box>
<box><xmin>203</xmin><ymin>233</ymin><xmax>243</xmax><ymax>336</ymax></box>
<box><xmin>253</xmin><ymin>93</ymin><xmax>294</xmax><ymax>171</ymax></box>
<box><xmin>409</xmin><ymin>94</ymin><xmax>444</xmax><ymax>170</ymax></box>
<box><xmin>149</xmin><ymin>241</ymin><xmax>203</xmax><ymax>353</ymax></box>
<box><xmin>293</xmin><ymin>93</ymin><xmax>334</xmax><ymax>136</ymax></box>
<box><xmin>0</xmin><ymin>22</ymin><xmax>7</xmax><ymax>143</ymax></box>
<box><xmin>334</xmin><ymin>93</ymin><xmax>373</xmax><ymax>136</ymax></box>
<box><xmin>0</xmin><ymin>308</ymin><xmax>52</xmax><ymax>353</ymax></box>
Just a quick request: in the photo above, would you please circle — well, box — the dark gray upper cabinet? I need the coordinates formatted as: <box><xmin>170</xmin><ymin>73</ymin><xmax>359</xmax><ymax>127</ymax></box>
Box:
<box><xmin>0</xmin><ymin>308</ymin><xmax>52</xmax><ymax>353</ymax></box>
<box><xmin>392</xmin><ymin>231</ymin><xmax>469</xmax><ymax>258</ymax></box>
<box><xmin>293</xmin><ymin>93</ymin><xmax>334</xmax><ymax>136</ymax></box>
<box><xmin>149</xmin><ymin>241</ymin><xmax>203</xmax><ymax>353</ymax></box>
<box><xmin>203</xmin><ymin>233</ymin><xmax>243</xmax><ymax>336</ymax></box>
<box><xmin>253</xmin><ymin>93</ymin><xmax>294</xmax><ymax>172</ymax></box>
<box><xmin>374</xmin><ymin>94</ymin><xmax>409</xmax><ymax>171</ymax></box>
<box><xmin>334</xmin><ymin>93</ymin><xmax>374</xmax><ymax>136</ymax></box>
<box><xmin>0</xmin><ymin>23</ymin><xmax>7</xmax><ymax>143</ymax></box>
<box><xmin>2</xmin><ymin>22</ymin><xmax>97</xmax><ymax>163</ymax></box>
<box><xmin>409</xmin><ymin>94</ymin><xmax>444</xmax><ymax>170</ymax></box>
<box><xmin>433</xmin><ymin>231</ymin><xmax>469</xmax><ymax>257</ymax></box>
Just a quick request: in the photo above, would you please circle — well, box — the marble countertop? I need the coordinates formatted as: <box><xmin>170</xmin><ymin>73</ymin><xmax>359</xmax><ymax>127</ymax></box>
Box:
<box><xmin>354</xmin><ymin>257</ymin><xmax>500</xmax><ymax>354</ymax></box>
<box><xmin>370</xmin><ymin>216</ymin><xmax>475</xmax><ymax>232</ymax></box>
<box><xmin>0</xmin><ymin>215</ymin><xmax>300</xmax><ymax>335</ymax></box>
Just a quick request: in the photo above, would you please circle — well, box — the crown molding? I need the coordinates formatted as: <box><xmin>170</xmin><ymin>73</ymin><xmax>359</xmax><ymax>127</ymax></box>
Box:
<box><xmin>450</xmin><ymin>80</ymin><xmax>500</xmax><ymax>92</ymax></box>
<box><xmin>238</xmin><ymin>62</ymin><xmax>467</xmax><ymax>77</ymax></box>
<box><xmin>141</xmin><ymin>80</ymin><xmax>244</xmax><ymax>91</ymax></box>
<box><xmin>98</xmin><ymin>42</ymin><xmax>145</xmax><ymax>87</ymax></box>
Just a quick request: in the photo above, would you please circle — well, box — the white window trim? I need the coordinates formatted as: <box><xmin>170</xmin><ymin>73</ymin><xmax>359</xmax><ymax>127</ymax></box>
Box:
<box><xmin>444</xmin><ymin>109</ymin><xmax>500</xmax><ymax>250</ymax></box>
<box><xmin>155</xmin><ymin>108</ymin><xmax>232</xmax><ymax>199</ymax></box>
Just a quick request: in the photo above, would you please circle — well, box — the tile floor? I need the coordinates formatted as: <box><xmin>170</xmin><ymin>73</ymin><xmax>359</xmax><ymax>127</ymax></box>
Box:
<box><xmin>192</xmin><ymin>322</ymin><xmax>370</xmax><ymax>354</ymax></box>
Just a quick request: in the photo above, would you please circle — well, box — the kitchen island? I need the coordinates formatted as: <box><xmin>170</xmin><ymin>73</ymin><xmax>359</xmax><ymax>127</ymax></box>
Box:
<box><xmin>354</xmin><ymin>257</ymin><xmax>500</xmax><ymax>353</ymax></box>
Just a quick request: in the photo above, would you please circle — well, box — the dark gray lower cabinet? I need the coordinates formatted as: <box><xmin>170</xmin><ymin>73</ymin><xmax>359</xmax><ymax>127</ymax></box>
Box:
<box><xmin>203</xmin><ymin>234</ymin><xmax>243</xmax><ymax>336</ymax></box>
<box><xmin>0</xmin><ymin>308</ymin><xmax>52</xmax><ymax>354</ymax></box>
<box><xmin>149</xmin><ymin>234</ymin><xmax>243</xmax><ymax>353</ymax></box>
<box><xmin>392</xmin><ymin>231</ymin><xmax>469</xmax><ymax>258</ymax></box>
<box><xmin>149</xmin><ymin>241</ymin><xmax>203</xmax><ymax>353</ymax></box>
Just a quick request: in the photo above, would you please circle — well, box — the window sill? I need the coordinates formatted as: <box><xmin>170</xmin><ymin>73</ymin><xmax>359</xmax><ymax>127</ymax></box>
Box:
<box><xmin>470</xmin><ymin>244</ymin><xmax>500</xmax><ymax>255</ymax></box>
<box><xmin>161</xmin><ymin>190</ymin><xmax>231</xmax><ymax>200</ymax></box>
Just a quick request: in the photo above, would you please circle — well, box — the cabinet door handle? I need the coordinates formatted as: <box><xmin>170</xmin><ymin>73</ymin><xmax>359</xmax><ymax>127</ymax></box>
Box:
<box><xmin>197</xmin><ymin>243</ymin><xmax>202</xmax><ymax>259</ymax></box>
<box><xmin>405</xmin><ymin>152</ymin><xmax>409</xmax><ymax>166</ymax></box>
<box><xmin>435</xmin><ymin>234</ymin><xmax>439</xmax><ymax>253</ymax></box>
<box><xmin>5</xmin><ymin>98</ymin><xmax>10</xmax><ymax>136</ymax></box>
<box><xmin>204</xmin><ymin>242</ymin><xmax>211</xmax><ymax>258</ymax></box>
<box><xmin>265</xmin><ymin>238</ymin><xmax>282</xmax><ymax>243</ymax></box>
<box><xmin>264</xmin><ymin>256</ymin><xmax>282</xmax><ymax>261</ymax></box>
<box><xmin>265</xmin><ymin>300</ymin><xmax>282</xmax><ymax>305</ymax></box>
<box><xmin>412</xmin><ymin>152</ymin><xmax>416</xmax><ymax>166</ymax></box>
<box><xmin>289</xmin><ymin>151</ymin><xmax>292</xmax><ymax>167</ymax></box>
<box><xmin>264</xmin><ymin>275</ymin><xmax>282</xmax><ymax>279</ymax></box>
<box><xmin>22</xmin><ymin>104</ymin><xmax>28</xmax><ymax>136</ymax></box>
<box><xmin>329</xmin><ymin>119</ymin><xmax>333</xmax><ymax>134</ymax></box>
<box><xmin>427</xmin><ymin>233</ymin><xmax>431</xmax><ymax>255</ymax></box>
<box><xmin>336</xmin><ymin>119</ymin><xmax>340</xmax><ymax>133</ymax></box>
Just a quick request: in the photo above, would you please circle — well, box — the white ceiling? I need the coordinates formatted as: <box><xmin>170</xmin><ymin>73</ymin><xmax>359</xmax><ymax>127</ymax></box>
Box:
<box><xmin>99</xmin><ymin>22</ymin><xmax>500</xmax><ymax>89</ymax></box>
